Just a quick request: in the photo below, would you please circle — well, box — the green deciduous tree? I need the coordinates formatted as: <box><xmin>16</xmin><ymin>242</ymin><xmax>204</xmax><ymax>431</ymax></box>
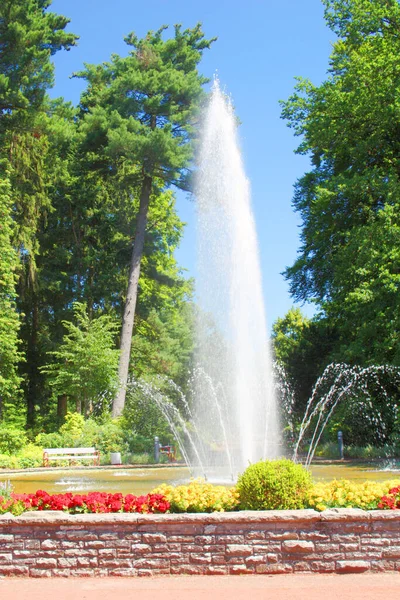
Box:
<box><xmin>76</xmin><ymin>24</ymin><xmax>215</xmax><ymax>417</ymax></box>
<box><xmin>40</xmin><ymin>303</ymin><xmax>120</xmax><ymax>416</ymax></box>
<box><xmin>272</xmin><ymin>308</ymin><xmax>338</xmax><ymax>419</ymax></box>
<box><xmin>281</xmin><ymin>0</ymin><xmax>400</xmax><ymax>366</ymax></box>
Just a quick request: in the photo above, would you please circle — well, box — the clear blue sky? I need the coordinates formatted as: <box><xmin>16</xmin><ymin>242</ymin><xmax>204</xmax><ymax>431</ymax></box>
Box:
<box><xmin>51</xmin><ymin>0</ymin><xmax>333</xmax><ymax>328</ymax></box>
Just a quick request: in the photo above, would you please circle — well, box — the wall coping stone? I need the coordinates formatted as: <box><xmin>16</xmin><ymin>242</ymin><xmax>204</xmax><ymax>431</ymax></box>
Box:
<box><xmin>0</xmin><ymin>508</ymin><xmax>397</xmax><ymax>527</ymax></box>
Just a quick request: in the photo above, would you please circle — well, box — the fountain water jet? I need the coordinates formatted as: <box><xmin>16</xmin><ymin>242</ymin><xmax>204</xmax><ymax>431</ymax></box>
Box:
<box><xmin>293</xmin><ymin>363</ymin><xmax>400</xmax><ymax>466</ymax></box>
<box><xmin>191</xmin><ymin>79</ymin><xmax>281</xmax><ymax>475</ymax></box>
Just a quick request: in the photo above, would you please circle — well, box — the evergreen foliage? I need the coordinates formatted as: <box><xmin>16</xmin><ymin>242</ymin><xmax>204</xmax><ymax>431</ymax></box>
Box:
<box><xmin>0</xmin><ymin>175</ymin><xmax>22</xmax><ymax>419</ymax></box>
<box><xmin>0</xmin><ymin>0</ymin><xmax>77</xmax><ymax>133</ymax></box>
<box><xmin>75</xmin><ymin>24</ymin><xmax>215</xmax><ymax>416</ymax></box>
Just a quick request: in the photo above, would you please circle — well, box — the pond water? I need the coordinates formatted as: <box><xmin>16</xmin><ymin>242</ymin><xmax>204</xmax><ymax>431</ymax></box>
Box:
<box><xmin>2</xmin><ymin>461</ymin><xmax>400</xmax><ymax>495</ymax></box>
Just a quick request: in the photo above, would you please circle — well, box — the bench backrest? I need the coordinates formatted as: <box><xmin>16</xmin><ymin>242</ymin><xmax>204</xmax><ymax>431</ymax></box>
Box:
<box><xmin>43</xmin><ymin>448</ymin><xmax>97</xmax><ymax>455</ymax></box>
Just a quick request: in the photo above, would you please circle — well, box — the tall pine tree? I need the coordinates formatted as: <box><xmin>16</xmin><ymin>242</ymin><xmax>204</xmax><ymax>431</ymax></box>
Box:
<box><xmin>76</xmin><ymin>24</ymin><xmax>215</xmax><ymax>416</ymax></box>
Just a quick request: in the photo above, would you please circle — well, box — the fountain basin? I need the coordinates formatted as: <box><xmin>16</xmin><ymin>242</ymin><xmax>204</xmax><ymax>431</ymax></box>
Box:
<box><xmin>2</xmin><ymin>461</ymin><xmax>400</xmax><ymax>495</ymax></box>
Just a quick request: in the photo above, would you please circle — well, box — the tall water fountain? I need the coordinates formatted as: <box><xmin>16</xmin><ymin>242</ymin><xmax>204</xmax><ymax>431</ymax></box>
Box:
<box><xmin>126</xmin><ymin>83</ymin><xmax>400</xmax><ymax>476</ymax></box>
<box><xmin>126</xmin><ymin>81</ymin><xmax>282</xmax><ymax>479</ymax></box>
<box><xmin>190</xmin><ymin>80</ymin><xmax>281</xmax><ymax>476</ymax></box>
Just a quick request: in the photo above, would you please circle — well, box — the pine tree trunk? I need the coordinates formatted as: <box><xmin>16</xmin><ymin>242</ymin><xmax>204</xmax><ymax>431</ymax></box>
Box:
<box><xmin>57</xmin><ymin>394</ymin><xmax>68</xmax><ymax>422</ymax></box>
<box><xmin>112</xmin><ymin>175</ymin><xmax>152</xmax><ymax>417</ymax></box>
<box><xmin>26</xmin><ymin>296</ymin><xmax>39</xmax><ymax>428</ymax></box>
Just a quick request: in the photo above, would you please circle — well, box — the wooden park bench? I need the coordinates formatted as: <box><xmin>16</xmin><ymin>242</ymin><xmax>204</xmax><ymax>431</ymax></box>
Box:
<box><xmin>43</xmin><ymin>447</ymin><xmax>100</xmax><ymax>467</ymax></box>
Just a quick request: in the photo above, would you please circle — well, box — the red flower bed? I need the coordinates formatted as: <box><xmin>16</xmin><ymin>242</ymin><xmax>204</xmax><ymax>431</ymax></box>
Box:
<box><xmin>378</xmin><ymin>485</ymin><xmax>400</xmax><ymax>510</ymax></box>
<box><xmin>0</xmin><ymin>490</ymin><xmax>170</xmax><ymax>514</ymax></box>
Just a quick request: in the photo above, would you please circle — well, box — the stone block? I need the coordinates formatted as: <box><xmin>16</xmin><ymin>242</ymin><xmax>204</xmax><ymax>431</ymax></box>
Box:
<box><xmin>190</xmin><ymin>553</ymin><xmax>212</xmax><ymax>564</ymax></box>
<box><xmin>52</xmin><ymin>569</ymin><xmax>71</xmax><ymax>577</ymax></box>
<box><xmin>246</xmin><ymin>531</ymin><xmax>265</xmax><ymax>540</ymax></box>
<box><xmin>282</xmin><ymin>540</ymin><xmax>315</xmax><ymax>553</ymax></box>
<box><xmin>24</xmin><ymin>540</ymin><xmax>40</xmax><ymax>550</ymax></box>
<box><xmin>336</xmin><ymin>560</ymin><xmax>370</xmax><ymax>573</ymax></box>
<box><xmin>205</xmin><ymin>566</ymin><xmax>229</xmax><ymax>575</ymax></box>
<box><xmin>245</xmin><ymin>555</ymin><xmax>267</xmax><ymax>566</ymax></box>
<box><xmin>229</xmin><ymin>565</ymin><xmax>253</xmax><ymax>574</ymax></box>
<box><xmin>30</xmin><ymin>569</ymin><xmax>53</xmax><ymax>577</ymax></box>
<box><xmin>266</xmin><ymin>531</ymin><xmax>299</xmax><ymax>541</ymax></box>
<box><xmin>69</xmin><ymin>569</ymin><xmax>96</xmax><ymax>577</ymax></box>
<box><xmin>256</xmin><ymin>563</ymin><xmax>293</xmax><ymax>574</ymax></box>
<box><xmin>0</xmin><ymin>565</ymin><xmax>29</xmax><ymax>576</ymax></box>
<box><xmin>267</xmin><ymin>553</ymin><xmax>279</xmax><ymax>563</ymax></box>
<box><xmin>195</xmin><ymin>535</ymin><xmax>215</xmax><ymax>544</ymax></box>
<box><xmin>300</xmin><ymin>532</ymin><xmax>330</xmax><ymax>541</ymax></box>
<box><xmin>216</xmin><ymin>534</ymin><xmax>244</xmax><ymax>544</ymax></box>
<box><xmin>131</xmin><ymin>544</ymin><xmax>152</xmax><ymax>555</ymax></box>
<box><xmin>168</xmin><ymin>535</ymin><xmax>195</xmax><ymax>543</ymax></box>
<box><xmin>383</xmin><ymin>547</ymin><xmax>400</xmax><ymax>558</ymax></box>
<box><xmin>170</xmin><ymin>565</ymin><xmax>203</xmax><ymax>575</ymax></box>
<box><xmin>85</xmin><ymin>540</ymin><xmax>106</xmax><ymax>548</ymax></box>
<box><xmin>181</xmin><ymin>544</ymin><xmax>203</xmax><ymax>553</ymax></box>
<box><xmin>315</xmin><ymin>543</ymin><xmax>340</xmax><ymax>553</ymax></box>
<box><xmin>204</xmin><ymin>544</ymin><xmax>225</xmax><ymax>553</ymax></box>
<box><xmin>331</xmin><ymin>533</ymin><xmax>359</xmax><ymax>543</ymax></box>
<box><xmin>142</xmin><ymin>533</ymin><xmax>167</xmax><ymax>544</ymax></box>
<box><xmin>98</xmin><ymin>548</ymin><xmax>116</xmax><ymax>557</ymax></box>
<box><xmin>293</xmin><ymin>561</ymin><xmax>312</xmax><ymax>572</ymax></box>
<box><xmin>36</xmin><ymin>557</ymin><xmax>57</xmax><ymax>568</ymax></box>
<box><xmin>311</xmin><ymin>561</ymin><xmax>335</xmax><ymax>572</ymax></box>
<box><xmin>133</xmin><ymin>558</ymin><xmax>169</xmax><ymax>569</ymax></box>
<box><xmin>41</xmin><ymin>539</ymin><xmax>60</xmax><ymax>549</ymax></box>
<box><xmin>212</xmin><ymin>555</ymin><xmax>227</xmax><ymax>565</ymax></box>
<box><xmin>339</xmin><ymin>543</ymin><xmax>360</xmax><ymax>552</ymax></box>
<box><xmin>226</xmin><ymin>544</ymin><xmax>252</xmax><ymax>556</ymax></box>
<box><xmin>108</xmin><ymin>568</ymin><xmax>137</xmax><ymax>576</ymax></box>
<box><xmin>58</xmin><ymin>557</ymin><xmax>78</xmax><ymax>567</ymax></box>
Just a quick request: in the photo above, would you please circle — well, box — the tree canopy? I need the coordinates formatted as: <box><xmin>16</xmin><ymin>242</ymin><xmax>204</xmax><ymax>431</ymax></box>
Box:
<box><xmin>0</xmin><ymin>3</ymin><xmax>211</xmax><ymax>432</ymax></box>
<box><xmin>75</xmin><ymin>24</ymin><xmax>215</xmax><ymax>416</ymax></box>
<box><xmin>281</xmin><ymin>0</ymin><xmax>400</xmax><ymax>367</ymax></box>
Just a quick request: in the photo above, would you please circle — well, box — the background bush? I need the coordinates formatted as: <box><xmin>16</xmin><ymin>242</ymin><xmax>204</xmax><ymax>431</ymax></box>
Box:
<box><xmin>237</xmin><ymin>459</ymin><xmax>313</xmax><ymax>510</ymax></box>
<box><xmin>0</xmin><ymin>428</ymin><xmax>28</xmax><ymax>454</ymax></box>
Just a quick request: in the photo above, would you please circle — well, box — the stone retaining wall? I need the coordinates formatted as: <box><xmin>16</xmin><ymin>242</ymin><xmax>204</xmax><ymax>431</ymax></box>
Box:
<box><xmin>0</xmin><ymin>509</ymin><xmax>400</xmax><ymax>577</ymax></box>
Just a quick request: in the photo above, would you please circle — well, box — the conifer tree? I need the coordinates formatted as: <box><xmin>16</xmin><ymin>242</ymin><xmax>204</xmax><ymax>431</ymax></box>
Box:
<box><xmin>77</xmin><ymin>24</ymin><xmax>215</xmax><ymax>416</ymax></box>
<box><xmin>0</xmin><ymin>175</ymin><xmax>22</xmax><ymax>420</ymax></box>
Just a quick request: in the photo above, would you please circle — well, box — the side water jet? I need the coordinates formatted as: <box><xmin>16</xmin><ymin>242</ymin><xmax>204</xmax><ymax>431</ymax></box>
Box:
<box><xmin>293</xmin><ymin>363</ymin><xmax>400</xmax><ymax>467</ymax></box>
<box><xmin>192</xmin><ymin>79</ymin><xmax>280</xmax><ymax>476</ymax></box>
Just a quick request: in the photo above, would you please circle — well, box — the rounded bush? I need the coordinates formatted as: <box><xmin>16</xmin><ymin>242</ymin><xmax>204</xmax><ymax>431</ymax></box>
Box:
<box><xmin>0</xmin><ymin>428</ymin><xmax>27</xmax><ymax>455</ymax></box>
<box><xmin>236</xmin><ymin>458</ymin><xmax>313</xmax><ymax>510</ymax></box>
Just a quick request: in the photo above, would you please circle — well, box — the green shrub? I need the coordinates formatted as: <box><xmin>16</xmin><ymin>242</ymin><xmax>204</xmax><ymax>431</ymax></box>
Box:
<box><xmin>16</xmin><ymin>444</ymin><xmax>43</xmax><ymax>469</ymax></box>
<box><xmin>80</xmin><ymin>419</ymin><xmax>126</xmax><ymax>454</ymax></box>
<box><xmin>0</xmin><ymin>454</ymin><xmax>19</xmax><ymax>469</ymax></box>
<box><xmin>125</xmin><ymin>452</ymin><xmax>152</xmax><ymax>465</ymax></box>
<box><xmin>60</xmin><ymin>412</ymin><xmax>85</xmax><ymax>438</ymax></box>
<box><xmin>314</xmin><ymin>442</ymin><xmax>341</xmax><ymax>459</ymax></box>
<box><xmin>35</xmin><ymin>415</ymin><xmax>127</xmax><ymax>455</ymax></box>
<box><xmin>123</xmin><ymin>433</ymin><xmax>153</xmax><ymax>454</ymax></box>
<box><xmin>236</xmin><ymin>459</ymin><xmax>313</xmax><ymax>510</ymax></box>
<box><xmin>35</xmin><ymin>432</ymin><xmax>64</xmax><ymax>449</ymax></box>
<box><xmin>0</xmin><ymin>428</ymin><xmax>27</xmax><ymax>455</ymax></box>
